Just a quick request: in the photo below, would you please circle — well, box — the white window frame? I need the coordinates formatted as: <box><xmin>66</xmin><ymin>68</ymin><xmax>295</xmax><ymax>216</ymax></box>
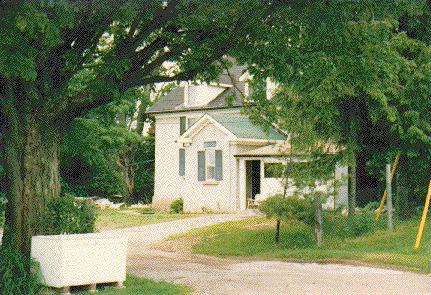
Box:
<box><xmin>205</xmin><ymin>148</ymin><xmax>216</xmax><ymax>181</ymax></box>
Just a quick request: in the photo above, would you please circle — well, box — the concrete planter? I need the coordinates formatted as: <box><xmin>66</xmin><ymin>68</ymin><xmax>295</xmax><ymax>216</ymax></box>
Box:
<box><xmin>31</xmin><ymin>233</ymin><xmax>127</xmax><ymax>291</ymax></box>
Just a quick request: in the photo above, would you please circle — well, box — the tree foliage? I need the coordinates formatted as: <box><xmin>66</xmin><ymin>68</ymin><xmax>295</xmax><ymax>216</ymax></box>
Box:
<box><xmin>0</xmin><ymin>0</ymin><xmax>284</xmax><ymax>256</ymax></box>
<box><xmin>236</xmin><ymin>0</ymin><xmax>431</xmax><ymax>212</ymax></box>
<box><xmin>260</xmin><ymin>195</ymin><xmax>314</xmax><ymax>227</ymax></box>
<box><xmin>61</xmin><ymin>86</ymin><xmax>157</xmax><ymax>202</ymax></box>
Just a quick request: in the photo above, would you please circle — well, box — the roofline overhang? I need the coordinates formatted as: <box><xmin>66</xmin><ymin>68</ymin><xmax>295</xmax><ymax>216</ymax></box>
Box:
<box><xmin>234</xmin><ymin>150</ymin><xmax>340</xmax><ymax>157</ymax></box>
<box><xmin>229</xmin><ymin>138</ymin><xmax>286</xmax><ymax>146</ymax></box>
<box><xmin>234</xmin><ymin>154</ymin><xmax>287</xmax><ymax>158</ymax></box>
<box><xmin>146</xmin><ymin>105</ymin><xmax>243</xmax><ymax>116</ymax></box>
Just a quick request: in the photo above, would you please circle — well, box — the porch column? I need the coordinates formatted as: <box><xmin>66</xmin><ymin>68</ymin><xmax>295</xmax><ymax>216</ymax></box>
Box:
<box><xmin>238</xmin><ymin>158</ymin><xmax>247</xmax><ymax>210</ymax></box>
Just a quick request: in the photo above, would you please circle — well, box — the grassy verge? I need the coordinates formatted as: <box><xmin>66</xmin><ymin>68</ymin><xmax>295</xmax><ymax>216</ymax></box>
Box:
<box><xmin>172</xmin><ymin>216</ymin><xmax>430</xmax><ymax>273</ymax></box>
<box><xmin>79</xmin><ymin>275</ymin><xmax>192</xmax><ymax>295</ymax></box>
<box><xmin>96</xmin><ymin>209</ymin><xmax>202</xmax><ymax>231</ymax></box>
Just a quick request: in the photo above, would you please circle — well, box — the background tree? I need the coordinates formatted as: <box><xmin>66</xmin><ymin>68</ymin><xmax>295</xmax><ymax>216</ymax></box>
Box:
<box><xmin>236</xmin><ymin>0</ymin><xmax>431</xmax><ymax>218</ymax></box>
<box><xmin>0</xmin><ymin>0</ymin><xmax>283</xmax><ymax>256</ymax></box>
<box><xmin>60</xmin><ymin>84</ymin><xmax>164</xmax><ymax>203</ymax></box>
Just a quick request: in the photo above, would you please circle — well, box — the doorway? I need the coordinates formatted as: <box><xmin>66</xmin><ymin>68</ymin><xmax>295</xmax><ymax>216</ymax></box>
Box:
<box><xmin>246</xmin><ymin>160</ymin><xmax>261</xmax><ymax>207</ymax></box>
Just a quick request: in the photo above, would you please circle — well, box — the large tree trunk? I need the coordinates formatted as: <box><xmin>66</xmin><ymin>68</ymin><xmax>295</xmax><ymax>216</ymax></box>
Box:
<box><xmin>1</xmin><ymin>122</ymin><xmax>60</xmax><ymax>257</ymax></box>
<box><xmin>118</xmin><ymin>151</ymin><xmax>135</xmax><ymax>199</ymax></box>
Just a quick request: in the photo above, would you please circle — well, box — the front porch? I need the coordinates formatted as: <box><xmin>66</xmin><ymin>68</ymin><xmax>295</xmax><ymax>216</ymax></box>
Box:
<box><xmin>236</xmin><ymin>156</ymin><xmax>285</xmax><ymax>211</ymax></box>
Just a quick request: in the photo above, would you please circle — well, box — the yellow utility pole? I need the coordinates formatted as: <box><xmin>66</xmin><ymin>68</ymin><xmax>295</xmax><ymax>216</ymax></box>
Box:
<box><xmin>375</xmin><ymin>153</ymin><xmax>401</xmax><ymax>221</ymax></box>
<box><xmin>414</xmin><ymin>179</ymin><xmax>431</xmax><ymax>249</ymax></box>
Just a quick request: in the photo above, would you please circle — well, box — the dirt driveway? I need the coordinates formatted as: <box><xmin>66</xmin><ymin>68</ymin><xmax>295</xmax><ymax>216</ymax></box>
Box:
<box><xmin>106</xmin><ymin>214</ymin><xmax>431</xmax><ymax>295</ymax></box>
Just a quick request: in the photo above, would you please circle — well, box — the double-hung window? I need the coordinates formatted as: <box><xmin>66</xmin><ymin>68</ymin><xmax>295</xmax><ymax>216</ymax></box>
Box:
<box><xmin>179</xmin><ymin>148</ymin><xmax>185</xmax><ymax>176</ymax></box>
<box><xmin>198</xmin><ymin>142</ymin><xmax>222</xmax><ymax>182</ymax></box>
<box><xmin>206</xmin><ymin>149</ymin><xmax>216</xmax><ymax>180</ymax></box>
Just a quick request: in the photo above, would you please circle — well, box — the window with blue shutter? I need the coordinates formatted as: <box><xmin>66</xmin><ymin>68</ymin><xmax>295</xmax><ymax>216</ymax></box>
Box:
<box><xmin>215</xmin><ymin>150</ymin><xmax>223</xmax><ymax>181</ymax></box>
<box><xmin>179</xmin><ymin>149</ymin><xmax>185</xmax><ymax>176</ymax></box>
<box><xmin>198</xmin><ymin>151</ymin><xmax>205</xmax><ymax>181</ymax></box>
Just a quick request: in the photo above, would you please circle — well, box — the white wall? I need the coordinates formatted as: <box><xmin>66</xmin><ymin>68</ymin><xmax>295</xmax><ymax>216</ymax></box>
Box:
<box><xmin>152</xmin><ymin>116</ymin><xmax>186</xmax><ymax>209</ymax></box>
<box><xmin>187</xmin><ymin>85</ymin><xmax>225</xmax><ymax>107</ymax></box>
<box><xmin>334</xmin><ymin>164</ymin><xmax>349</xmax><ymax>207</ymax></box>
<box><xmin>152</xmin><ymin>109</ymin><xmax>241</xmax><ymax>210</ymax></box>
<box><xmin>182</xmin><ymin>123</ymin><xmax>236</xmax><ymax>212</ymax></box>
<box><xmin>152</xmin><ymin>108</ymin><xmax>349</xmax><ymax>212</ymax></box>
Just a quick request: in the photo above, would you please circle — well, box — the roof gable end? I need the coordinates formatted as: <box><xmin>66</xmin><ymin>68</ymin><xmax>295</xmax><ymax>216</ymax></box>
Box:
<box><xmin>177</xmin><ymin>114</ymin><xmax>237</xmax><ymax>144</ymax></box>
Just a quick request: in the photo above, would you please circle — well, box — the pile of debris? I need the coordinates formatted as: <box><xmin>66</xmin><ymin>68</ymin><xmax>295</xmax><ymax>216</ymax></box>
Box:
<box><xmin>93</xmin><ymin>198</ymin><xmax>124</xmax><ymax>209</ymax></box>
<box><xmin>75</xmin><ymin>196</ymin><xmax>150</xmax><ymax>210</ymax></box>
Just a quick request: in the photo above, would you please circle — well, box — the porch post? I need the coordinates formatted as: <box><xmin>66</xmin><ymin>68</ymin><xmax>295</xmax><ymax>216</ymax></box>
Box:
<box><xmin>238</xmin><ymin>158</ymin><xmax>247</xmax><ymax>210</ymax></box>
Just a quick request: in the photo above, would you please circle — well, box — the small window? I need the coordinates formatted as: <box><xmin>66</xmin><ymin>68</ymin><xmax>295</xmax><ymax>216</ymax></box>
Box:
<box><xmin>179</xmin><ymin>149</ymin><xmax>185</xmax><ymax>176</ymax></box>
<box><xmin>180</xmin><ymin>116</ymin><xmax>187</xmax><ymax>135</ymax></box>
<box><xmin>204</xmin><ymin>141</ymin><xmax>217</xmax><ymax>148</ymax></box>
<box><xmin>264</xmin><ymin>162</ymin><xmax>284</xmax><ymax>178</ymax></box>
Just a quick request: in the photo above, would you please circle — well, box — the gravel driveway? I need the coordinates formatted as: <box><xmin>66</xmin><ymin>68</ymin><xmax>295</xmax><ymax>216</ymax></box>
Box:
<box><xmin>105</xmin><ymin>214</ymin><xmax>431</xmax><ymax>295</ymax></box>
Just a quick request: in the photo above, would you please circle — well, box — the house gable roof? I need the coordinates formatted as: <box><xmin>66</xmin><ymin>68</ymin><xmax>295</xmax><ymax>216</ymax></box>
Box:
<box><xmin>177</xmin><ymin>113</ymin><xmax>287</xmax><ymax>144</ymax></box>
<box><xmin>177</xmin><ymin>114</ymin><xmax>237</xmax><ymax>144</ymax></box>
<box><xmin>210</xmin><ymin>114</ymin><xmax>286</xmax><ymax>141</ymax></box>
<box><xmin>147</xmin><ymin>64</ymin><xmax>247</xmax><ymax>114</ymax></box>
<box><xmin>147</xmin><ymin>87</ymin><xmax>185</xmax><ymax>114</ymax></box>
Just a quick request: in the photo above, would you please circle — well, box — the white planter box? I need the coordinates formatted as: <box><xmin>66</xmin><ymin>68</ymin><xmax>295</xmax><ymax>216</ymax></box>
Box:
<box><xmin>31</xmin><ymin>233</ymin><xmax>127</xmax><ymax>288</ymax></box>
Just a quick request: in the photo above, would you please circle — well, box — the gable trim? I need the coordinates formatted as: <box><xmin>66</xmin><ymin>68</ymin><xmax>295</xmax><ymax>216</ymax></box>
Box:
<box><xmin>176</xmin><ymin>114</ymin><xmax>237</xmax><ymax>143</ymax></box>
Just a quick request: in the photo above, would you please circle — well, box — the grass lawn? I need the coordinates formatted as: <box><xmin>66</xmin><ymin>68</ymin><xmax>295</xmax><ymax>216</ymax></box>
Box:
<box><xmin>79</xmin><ymin>275</ymin><xmax>191</xmax><ymax>295</ymax></box>
<box><xmin>96</xmin><ymin>208</ymin><xmax>202</xmax><ymax>231</ymax></box>
<box><xmin>172</xmin><ymin>216</ymin><xmax>431</xmax><ymax>273</ymax></box>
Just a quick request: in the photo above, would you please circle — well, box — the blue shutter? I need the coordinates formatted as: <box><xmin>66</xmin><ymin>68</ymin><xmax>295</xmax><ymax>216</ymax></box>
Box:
<box><xmin>215</xmin><ymin>150</ymin><xmax>223</xmax><ymax>181</ymax></box>
<box><xmin>179</xmin><ymin>149</ymin><xmax>185</xmax><ymax>176</ymax></box>
<box><xmin>198</xmin><ymin>151</ymin><xmax>205</xmax><ymax>181</ymax></box>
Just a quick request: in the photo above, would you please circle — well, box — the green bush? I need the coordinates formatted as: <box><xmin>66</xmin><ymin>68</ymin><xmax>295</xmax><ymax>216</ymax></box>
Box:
<box><xmin>0</xmin><ymin>244</ymin><xmax>46</xmax><ymax>295</ymax></box>
<box><xmin>345</xmin><ymin>212</ymin><xmax>377</xmax><ymax>237</ymax></box>
<box><xmin>324</xmin><ymin>211</ymin><xmax>377</xmax><ymax>239</ymax></box>
<box><xmin>170</xmin><ymin>198</ymin><xmax>183</xmax><ymax>214</ymax></box>
<box><xmin>41</xmin><ymin>194</ymin><xmax>96</xmax><ymax>235</ymax></box>
<box><xmin>259</xmin><ymin>195</ymin><xmax>314</xmax><ymax>226</ymax></box>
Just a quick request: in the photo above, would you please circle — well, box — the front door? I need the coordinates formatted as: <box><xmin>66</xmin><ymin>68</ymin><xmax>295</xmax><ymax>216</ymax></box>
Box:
<box><xmin>246</xmin><ymin>160</ymin><xmax>261</xmax><ymax>207</ymax></box>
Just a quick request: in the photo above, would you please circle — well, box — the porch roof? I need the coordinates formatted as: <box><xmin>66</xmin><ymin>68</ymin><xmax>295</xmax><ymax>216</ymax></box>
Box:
<box><xmin>234</xmin><ymin>142</ymin><xmax>341</xmax><ymax>157</ymax></box>
<box><xmin>234</xmin><ymin>143</ymin><xmax>292</xmax><ymax>157</ymax></box>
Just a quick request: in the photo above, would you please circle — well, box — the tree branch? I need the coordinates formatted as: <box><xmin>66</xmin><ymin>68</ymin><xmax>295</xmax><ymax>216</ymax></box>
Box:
<box><xmin>120</xmin><ymin>0</ymin><xmax>181</xmax><ymax>58</ymax></box>
<box><xmin>55</xmin><ymin>94</ymin><xmax>112</xmax><ymax>128</ymax></box>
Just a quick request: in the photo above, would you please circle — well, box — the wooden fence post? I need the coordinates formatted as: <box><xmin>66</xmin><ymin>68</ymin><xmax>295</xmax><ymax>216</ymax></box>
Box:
<box><xmin>386</xmin><ymin>163</ymin><xmax>394</xmax><ymax>231</ymax></box>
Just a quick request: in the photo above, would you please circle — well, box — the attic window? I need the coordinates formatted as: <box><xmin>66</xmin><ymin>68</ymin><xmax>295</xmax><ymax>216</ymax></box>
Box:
<box><xmin>204</xmin><ymin>141</ymin><xmax>217</xmax><ymax>148</ymax></box>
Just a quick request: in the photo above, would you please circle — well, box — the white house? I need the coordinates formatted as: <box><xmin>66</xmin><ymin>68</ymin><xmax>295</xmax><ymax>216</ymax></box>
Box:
<box><xmin>147</xmin><ymin>65</ymin><xmax>348</xmax><ymax>212</ymax></box>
